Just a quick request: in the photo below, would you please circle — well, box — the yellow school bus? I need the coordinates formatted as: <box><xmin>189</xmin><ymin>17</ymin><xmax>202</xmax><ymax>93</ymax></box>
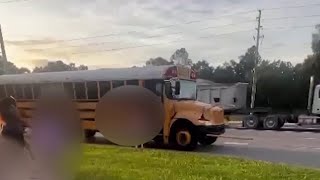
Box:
<box><xmin>0</xmin><ymin>65</ymin><xmax>224</xmax><ymax>150</ymax></box>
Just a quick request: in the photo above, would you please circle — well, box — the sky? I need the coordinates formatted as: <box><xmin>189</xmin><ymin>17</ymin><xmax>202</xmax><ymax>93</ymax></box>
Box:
<box><xmin>0</xmin><ymin>0</ymin><xmax>320</xmax><ymax>70</ymax></box>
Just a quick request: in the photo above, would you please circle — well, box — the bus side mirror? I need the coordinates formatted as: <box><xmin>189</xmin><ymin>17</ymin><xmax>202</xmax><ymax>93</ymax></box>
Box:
<box><xmin>175</xmin><ymin>81</ymin><xmax>180</xmax><ymax>95</ymax></box>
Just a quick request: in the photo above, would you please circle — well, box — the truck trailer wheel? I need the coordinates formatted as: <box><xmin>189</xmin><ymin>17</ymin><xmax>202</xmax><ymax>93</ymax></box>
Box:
<box><xmin>263</xmin><ymin>116</ymin><xmax>279</xmax><ymax>130</ymax></box>
<box><xmin>243</xmin><ymin>115</ymin><xmax>259</xmax><ymax>129</ymax></box>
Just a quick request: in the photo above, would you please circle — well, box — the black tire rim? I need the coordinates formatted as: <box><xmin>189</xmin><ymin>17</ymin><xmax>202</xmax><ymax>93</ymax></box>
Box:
<box><xmin>176</xmin><ymin>131</ymin><xmax>191</xmax><ymax>146</ymax></box>
<box><xmin>246</xmin><ymin>117</ymin><xmax>257</xmax><ymax>127</ymax></box>
<box><xmin>266</xmin><ymin>119</ymin><xmax>276</xmax><ymax>128</ymax></box>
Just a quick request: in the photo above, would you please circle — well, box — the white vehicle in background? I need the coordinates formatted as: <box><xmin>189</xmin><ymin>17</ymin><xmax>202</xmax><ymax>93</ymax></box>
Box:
<box><xmin>196</xmin><ymin>76</ymin><xmax>320</xmax><ymax>130</ymax></box>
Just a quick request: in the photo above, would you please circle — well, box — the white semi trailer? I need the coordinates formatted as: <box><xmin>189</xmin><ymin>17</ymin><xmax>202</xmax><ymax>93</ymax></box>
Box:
<box><xmin>196</xmin><ymin>77</ymin><xmax>320</xmax><ymax>130</ymax></box>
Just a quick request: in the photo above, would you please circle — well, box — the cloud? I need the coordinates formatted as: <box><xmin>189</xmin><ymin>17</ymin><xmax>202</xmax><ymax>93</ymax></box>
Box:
<box><xmin>5</xmin><ymin>38</ymin><xmax>58</xmax><ymax>46</ymax></box>
<box><xmin>0</xmin><ymin>0</ymin><xmax>316</xmax><ymax>69</ymax></box>
<box><xmin>30</xmin><ymin>59</ymin><xmax>49</xmax><ymax>67</ymax></box>
<box><xmin>23</xmin><ymin>47</ymin><xmax>78</xmax><ymax>59</ymax></box>
<box><xmin>271</xmin><ymin>42</ymin><xmax>286</xmax><ymax>48</ymax></box>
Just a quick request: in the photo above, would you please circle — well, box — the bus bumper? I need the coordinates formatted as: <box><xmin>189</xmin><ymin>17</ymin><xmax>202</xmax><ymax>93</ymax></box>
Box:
<box><xmin>198</xmin><ymin>124</ymin><xmax>225</xmax><ymax>135</ymax></box>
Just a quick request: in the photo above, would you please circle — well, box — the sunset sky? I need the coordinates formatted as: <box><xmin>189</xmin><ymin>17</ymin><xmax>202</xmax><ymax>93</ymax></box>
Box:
<box><xmin>0</xmin><ymin>0</ymin><xmax>319</xmax><ymax>70</ymax></box>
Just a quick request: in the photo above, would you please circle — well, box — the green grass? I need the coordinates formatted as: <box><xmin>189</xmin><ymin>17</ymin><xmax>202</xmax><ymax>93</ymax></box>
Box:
<box><xmin>75</xmin><ymin>145</ymin><xmax>320</xmax><ymax>180</ymax></box>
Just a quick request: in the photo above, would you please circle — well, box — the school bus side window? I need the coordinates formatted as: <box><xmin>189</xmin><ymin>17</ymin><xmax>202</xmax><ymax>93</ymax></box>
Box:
<box><xmin>99</xmin><ymin>81</ymin><xmax>111</xmax><ymax>98</ymax></box>
<box><xmin>112</xmin><ymin>81</ymin><xmax>124</xmax><ymax>88</ymax></box>
<box><xmin>0</xmin><ymin>85</ymin><xmax>6</xmax><ymax>98</ymax></box>
<box><xmin>63</xmin><ymin>82</ymin><xmax>74</xmax><ymax>99</ymax></box>
<box><xmin>6</xmin><ymin>85</ymin><xmax>15</xmax><ymax>97</ymax></box>
<box><xmin>40</xmin><ymin>83</ymin><xmax>63</xmax><ymax>96</ymax></box>
<box><xmin>33</xmin><ymin>84</ymin><xmax>41</xmax><ymax>99</ymax></box>
<box><xmin>23</xmin><ymin>85</ymin><xmax>33</xmax><ymax>99</ymax></box>
<box><xmin>87</xmin><ymin>81</ymin><xmax>98</xmax><ymax>99</ymax></box>
<box><xmin>14</xmin><ymin>85</ymin><xmax>23</xmax><ymax>99</ymax></box>
<box><xmin>126</xmin><ymin>80</ymin><xmax>139</xmax><ymax>86</ymax></box>
<box><xmin>74</xmin><ymin>82</ymin><xmax>86</xmax><ymax>99</ymax></box>
<box><xmin>144</xmin><ymin>80</ymin><xmax>163</xmax><ymax>96</ymax></box>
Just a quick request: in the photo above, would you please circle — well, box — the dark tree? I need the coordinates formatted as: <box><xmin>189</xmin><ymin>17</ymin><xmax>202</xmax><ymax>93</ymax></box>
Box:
<box><xmin>33</xmin><ymin>60</ymin><xmax>88</xmax><ymax>73</ymax></box>
<box><xmin>0</xmin><ymin>59</ymin><xmax>30</xmax><ymax>75</ymax></box>
<box><xmin>192</xmin><ymin>60</ymin><xmax>214</xmax><ymax>80</ymax></box>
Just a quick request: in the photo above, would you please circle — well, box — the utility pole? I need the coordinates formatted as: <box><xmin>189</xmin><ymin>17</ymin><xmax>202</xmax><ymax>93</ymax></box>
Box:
<box><xmin>0</xmin><ymin>24</ymin><xmax>7</xmax><ymax>74</ymax></box>
<box><xmin>250</xmin><ymin>9</ymin><xmax>263</xmax><ymax>109</ymax></box>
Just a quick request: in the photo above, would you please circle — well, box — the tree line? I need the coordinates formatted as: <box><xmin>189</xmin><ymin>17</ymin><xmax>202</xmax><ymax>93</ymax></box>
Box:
<box><xmin>146</xmin><ymin>25</ymin><xmax>320</xmax><ymax>112</ymax></box>
<box><xmin>0</xmin><ymin>60</ymin><xmax>88</xmax><ymax>75</ymax></box>
<box><xmin>146</xmin><ymin>45</ymin><xmax>318</xmax><ymax>112</ymax></box>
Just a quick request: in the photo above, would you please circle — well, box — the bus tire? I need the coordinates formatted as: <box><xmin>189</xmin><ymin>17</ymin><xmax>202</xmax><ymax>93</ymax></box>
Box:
<box><xmin>84</xmin><ymin>130</ymin><xmax>96</xmax><ymax>139</ymax></box>
<box><xmin>243</xmin><ymin>115</ymin><xmax>259</xmax><ymax>129</ymax></box>
<box><xmin>263</xmin><ymin>116</ymin><xmax>279</xmax><ymax>130</ymax></box>
<box><xmin>170</xmin><ymin>120</ymin><xmax>198</xmax><ymax>151</ymax></box>
<box><xmin>198</xmin><ymin>136</ymin><xmax>217</xmax><ymax>146</ymax></box>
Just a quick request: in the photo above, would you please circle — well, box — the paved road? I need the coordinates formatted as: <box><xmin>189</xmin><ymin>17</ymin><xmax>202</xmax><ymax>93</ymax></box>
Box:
<box><xmin>228</xmin><ymin>121</ymin><xmax>320</xmax><ymax>132</ymax></box>
<box><xmin>201</xmin><ymin>128</ymin><xmax>320</xmax><ymax>168</ymax></box>
<box><xmin>93</xmin><ymin>128</ymin><xmax>320</xmax><ymax>168</ymax></box>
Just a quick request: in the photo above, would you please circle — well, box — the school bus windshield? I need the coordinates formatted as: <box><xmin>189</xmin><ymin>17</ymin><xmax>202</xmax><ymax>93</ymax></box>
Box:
<box><xmin>173</xmin><ymin>80</ymin><xmax>196</xmax><ymax>100</ymax></box>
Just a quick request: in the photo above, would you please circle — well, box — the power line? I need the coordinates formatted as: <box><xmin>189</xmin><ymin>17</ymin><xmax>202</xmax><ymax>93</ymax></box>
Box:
<box><xmin>263</xmin><ymin>14</ymin><xmax>320</xmax><ymax>21</ymax></box>
<box><xmin>34</xmin><ymin>31</ymin><xmax>184</xmax><ymax>51</ymax></box>
<box><xmin>171</xmin><ymin>10</ymin><xmax>257</xmax><ymax>25</ymax></box>
<box><xmin>15</xmin><ymin>12</ymin><xmax>319</xmax><ymax>46</ymax></box>
<box><xmin>71</xmin><ymin>29</ymin><xmax>254</xmax><ymax>56</ymax></box>
<box><xmin>261</xmin><ymin>43</ymin><xmax>310</xmax><ymax>51</ymax></box>
<box><xmin>264</xmin><ymin>2</ymin><xmax>320</xmax><ymax>11</ymax></box>
<box><xmin>37</xmin><ymin>24</ymin><xmax>319</xmax><ymax>55</ymax></box>
<box><xmin>17</xmin><ymin>11</ymin><xmax>256</xmax><ymax>45</ymax></box>
<box><xmin>198</xmin><ymin>20</ymin><xmax>256</xmax><ymax>30</ymax></box>
<box><xmin>263</xmin><ymin>24</ymin><xmax>316</xmax><ymax>31</ymax></box>
<box><xmin>3</xmin><ymin>1</ymin><xmax>320</xmax><ymax>46</ymax></box>
<box><xmin>37</xmin><ymin>20</ymin><xmax>256</xmax><ymax>51</ymax></box>
<box><xmin>0</xmin><ymin>0</ymin><xmax>33</xmax><ymax>4</ymax></box>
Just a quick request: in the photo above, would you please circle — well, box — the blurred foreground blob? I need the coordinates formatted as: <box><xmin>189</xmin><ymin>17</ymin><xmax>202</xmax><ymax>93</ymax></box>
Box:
<box><xmin>0</xmin><ymin>96</ymin><xmax>32</xmax><ymax>180</ymax></box>
<box><xmin>95</xmin><ymin>85</ymin><xmax>164</xmax><ymax>147</ymax></box>
<box><xmin>0</xmin><ymin>133</ymin><xmax>30</xmax><ymax>180</ymax></box>
<box><xmin>31</xmin><ymin>86</ymin><xmax>82</xmax><ymax>180</ymax></box>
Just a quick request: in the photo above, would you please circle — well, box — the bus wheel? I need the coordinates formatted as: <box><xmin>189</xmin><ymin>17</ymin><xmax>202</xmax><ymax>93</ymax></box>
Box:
<box><xmin>175</xmin><ymin>128</ymin><xmax>197</xmax><ymax>151</ymax></box>
<box><xmin>263</xmin><ymin>116</ymin><xmax>279</xmax><ymax>130</ymax></box>
<box><xmin>84</xmin><ymin>130</ymin><xmax>96</xmax><ymax>139</ymax></box>
<box><xmin>198</xmin><ymin>135</ymin><xmax>217</xmax><ymax>146</ymax></box>
<box><xmin>243</xmin><ymin>115</ymin><xmax>259</xmax><ymax>129</ymax></box>
<box><xmin>171</xmin><ymin>126</ymin><xmax>197</xmax><ymax>151</ymax></box>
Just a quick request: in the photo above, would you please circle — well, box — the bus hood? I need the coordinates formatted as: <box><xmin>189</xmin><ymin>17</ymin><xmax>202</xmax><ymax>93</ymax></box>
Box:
<box><xmin>173</xmin><ymin>100</ymin><xmax>224</xmax><ymax>125</ymax></box>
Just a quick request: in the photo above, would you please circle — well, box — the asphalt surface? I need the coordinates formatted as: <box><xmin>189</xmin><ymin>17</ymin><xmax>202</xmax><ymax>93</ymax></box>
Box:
<box><xmin>229</xmin><ymin>121</ymin><xmax>320</xmax><ymax>132</ymax></box>
<box><xmin>92</xmin><ymin>126</ymin><xmax>320</xmax><ymax>169</ymax></box>
<box><xmin>202</xmin><ymin>128</ymin><xmax>320</xmax><ymax>168</ymax></box>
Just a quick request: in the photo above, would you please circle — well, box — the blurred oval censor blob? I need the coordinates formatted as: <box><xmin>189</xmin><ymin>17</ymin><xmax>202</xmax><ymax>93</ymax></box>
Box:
<box><xmin>95</xmin><ymin>85</ymin><xmax>164</xmax><ymax>146</ymax></box>
<box><xmin>31</xmin><ymin>85</ymin><xmax>82</xmax><ymax>180</ymax></box>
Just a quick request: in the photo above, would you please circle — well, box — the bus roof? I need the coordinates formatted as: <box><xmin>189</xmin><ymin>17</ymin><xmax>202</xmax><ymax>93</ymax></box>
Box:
<box><xmin>0</xmin><ymin>65</ymin><xmax>176</xmax><ymax>85</ymax></box>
